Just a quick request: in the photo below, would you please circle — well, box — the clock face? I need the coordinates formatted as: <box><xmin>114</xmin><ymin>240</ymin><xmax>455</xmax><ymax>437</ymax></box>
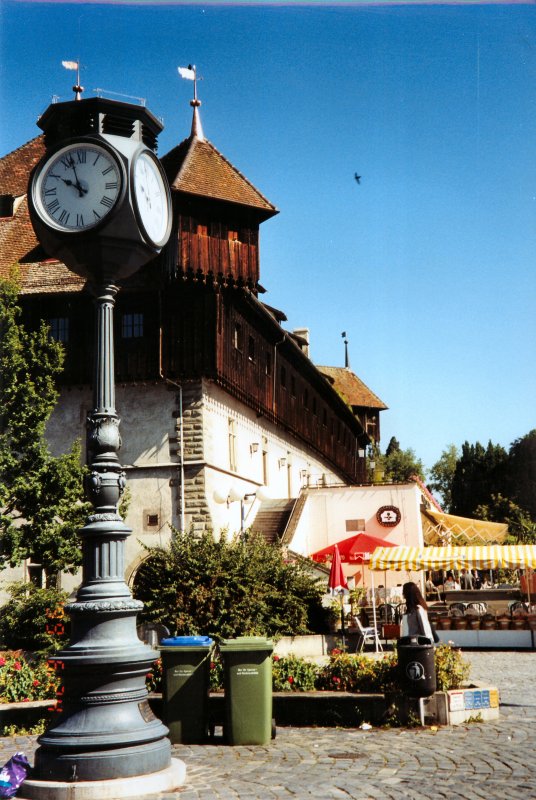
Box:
<box><xmin>132</xmin><ymin>150</ymin><xmax>170</xmax><ymax>246</ymax></box>
<box><xmin>33</xmin><ymin>142</ymin><xmax>123</xmax><ymax>232</ymax></box>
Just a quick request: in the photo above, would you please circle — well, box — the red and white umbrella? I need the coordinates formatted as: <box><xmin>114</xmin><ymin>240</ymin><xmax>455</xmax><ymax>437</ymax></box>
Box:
<box><xmin>327</xmin><ymin>544</ymin><xmax>348</xmax><ymax>595</ymax></box>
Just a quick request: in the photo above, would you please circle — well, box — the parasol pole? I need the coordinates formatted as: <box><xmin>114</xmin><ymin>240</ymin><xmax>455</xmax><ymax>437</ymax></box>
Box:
<box><xmin>340</xmin><ymin>591</ymin><xmax>346</xmax><ymax>650</ymax></box>
<box><xmin>370</xmin><ymin>569</ymin><xmax>379</xmax><ymax>654</ymax></box>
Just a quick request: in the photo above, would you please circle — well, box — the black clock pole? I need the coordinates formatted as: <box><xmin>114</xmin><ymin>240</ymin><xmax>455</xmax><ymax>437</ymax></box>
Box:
<box><xmin>33</xmin><ymin>281</ymin><xmax>171</xmax><ymax>781</ymax></box>
<box><xmin>26</xmin><ymin>94</ymin><xmax>180</xmax><ymax>791</ymax></box>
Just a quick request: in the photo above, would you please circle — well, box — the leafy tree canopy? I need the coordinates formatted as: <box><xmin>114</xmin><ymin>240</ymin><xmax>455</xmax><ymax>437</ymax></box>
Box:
<box><xmin>0</xmin><ymin>276</ymin><xmax>88</xmax><ymax>584</ymax></box>
<box><xmin>475</xmin><ymin>494</ymin><xmax>536</xmax><ymax>545</ymax></box>
<box><xmin>507</xmin><ymin>430</ymin><xmax>536</xmax><ymax>521</ymax></box>
<box><xmin>373</xmin><ymin>439</ymin><xmax>425</xmax><ymax>483</ymax></box>
<box><xmin>133</xmin><ymin>528</ymin><xmax>326</xmax><ymax>641</ymax></box>
<box><xmin>450</xmin><ymin>440</ymin><xmax>508</xmax><ymax>519</ymax></box>
<box><xmin>429</xmin><ymin>444</ymin><xmax>459</xmax><ymax>512</ymax></box>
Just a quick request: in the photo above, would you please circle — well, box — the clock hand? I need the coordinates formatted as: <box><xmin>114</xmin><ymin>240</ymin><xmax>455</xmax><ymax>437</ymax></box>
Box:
<box><xmin>70</xmin><ymin>164</ymin><xmax>86</xmax><ymax>197</ymax></box>
<box><xmin>48</xmin><ymin>173</ymin><xmax>88</xmax><ymax>195</ymax></box>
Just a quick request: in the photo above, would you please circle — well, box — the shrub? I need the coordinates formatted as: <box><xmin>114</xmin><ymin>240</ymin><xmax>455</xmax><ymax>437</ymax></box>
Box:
<box><xmin>0</xmin><ymin>583</ymin><xmax>69</xmax><ymax>654</ymax></box>
<box><xmin>272</xmin><ymin>654</ymin><xmax>318</xmax><ymax>692</ymax></box>
<box><xmin>133</xmin><ymin>528</ymin><xmax>325</xmax><ymax>641</ymax></box>
<box><xmin>433</xmin><ymin>643</ymin><xmax>471</xmax><ymax>691</ymax></box>
<box><xmin>0</xmin><ymin>651</ymin><xmax>59</xmax><ymax>703</ymax></box>
<box><xmin>316</xmin><ymin>652</ymin><xmax>398</xmax><ymax>693</ymax></box>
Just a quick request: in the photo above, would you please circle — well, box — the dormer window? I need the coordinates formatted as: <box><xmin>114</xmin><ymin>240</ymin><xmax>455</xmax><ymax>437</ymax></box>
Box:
<box><xmin>0</xmin><ymin>195</ymin><xmax>15</xmax><ymax>217</ymax></box>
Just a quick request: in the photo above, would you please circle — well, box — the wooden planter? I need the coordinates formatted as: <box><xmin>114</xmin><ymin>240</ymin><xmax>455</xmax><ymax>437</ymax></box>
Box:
<box><xmin>466</xmin><ymin>616</ymin><xmax>481</xmax><ymax>630</ymax></box>
<box><xmin>437</xmin><ymin>616</ymin><xmax>452</xmax><ymax>630</ymax></box>
<box><xmin>452</xmin><ymin>618</ymin><xmax>468</xmax><ymax>630</ymax></box>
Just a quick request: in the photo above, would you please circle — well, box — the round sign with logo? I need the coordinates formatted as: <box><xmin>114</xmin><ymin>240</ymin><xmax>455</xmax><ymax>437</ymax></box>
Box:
<box><xmin>406</xmin><ymin>661</ymin><xmax>425</xmax><ymax>682</ymax></box>
<box><xmin>376</xmin><ymin>505</ymin><xmax>401</xmax><ymax>527</ymax></box>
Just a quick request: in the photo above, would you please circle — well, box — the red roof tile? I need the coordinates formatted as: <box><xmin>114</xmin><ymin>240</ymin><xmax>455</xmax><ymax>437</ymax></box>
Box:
<box><xmin>161</xmin><ymin>136</ymin><xmax>278</xmax><ymax>218</ymax></box>
<box><xmin>317</xmin><ymin>366</ymin><xmax>388</xmax><ymax>411</ymax></box>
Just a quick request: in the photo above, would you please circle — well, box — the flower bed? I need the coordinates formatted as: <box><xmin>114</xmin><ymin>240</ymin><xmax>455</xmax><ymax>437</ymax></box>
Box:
<box><xmin>0</xmin><ymin>651</ymin><xmax>59</xmax><ymax>704</ymax></box>
<box><xmin>146</xmin><ymin>643</ymin><xmax>470</xmax><ymax>695</ymax></box>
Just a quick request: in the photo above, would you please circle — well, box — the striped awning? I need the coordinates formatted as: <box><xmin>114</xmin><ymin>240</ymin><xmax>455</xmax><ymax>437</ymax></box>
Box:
<box><xmin>369</xmin><ymin>544</ymin><xmax>536</xmax><ymax>571</ymax></box>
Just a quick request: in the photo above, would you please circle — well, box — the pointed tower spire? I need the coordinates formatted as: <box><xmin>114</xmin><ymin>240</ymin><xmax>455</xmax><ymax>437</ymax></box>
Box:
<box><xmin>178</xmin><ymin>64</ymin><xmax>205</xmax><ymax>141</ymax></box>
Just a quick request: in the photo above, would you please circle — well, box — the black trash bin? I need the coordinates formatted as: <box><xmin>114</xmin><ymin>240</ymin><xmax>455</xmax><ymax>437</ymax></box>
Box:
<box><xmin>397</xmin><ymin>635</ymin><xmax>436</xmax><ymax>697</ymax></box>
<box><xmin>159</xmin><ymin>635</ymin><xmax>213</xmax><ymax>743</ymax></box>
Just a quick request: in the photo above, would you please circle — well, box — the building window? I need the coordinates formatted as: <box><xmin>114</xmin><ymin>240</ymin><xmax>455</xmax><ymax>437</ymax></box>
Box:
<box><xmin>122</xmin><ymin>313</ymin><xmax>143</xmax><ymax>339</ymax></box>
<box><xmin>303</xmin><ymin>389</ymin><xmax>309</xmax><ymax>409</ymax></box>
<box><xmin>228</xmin><ymin>418</ymin><xmax>237</xmax><ymax>472</ymax></box>
<box><xmin>49</xmin><ymin>317</ymin><xmax>69</xmax><ymax>343</ymax></box>
<box><xmin>197</xmin><ymin>223</ymin><xmax>208</xmax><ymax>236</ymax></box>
<box><xmin>290</xmin><ymin>375</ymin><xmax>296</xmax><ymax>398</ymax></box>
<box><xmin>233</xmin><ymin>323</ymin><xmax>243</xmax><ymax>351</ymax></box>
<box><xmin>322</xmin><ymin>409</ymin><xmax>327</xmax><ymax>427</ymax></box>
<box><xmin>0</xmin><ymin>195</ymin><xmax>14</xmax><ymax>217</ymax></box>
<box><xmin>312</xmin><ymin>396</ymin><xmax>317</xmax><ymax>416</ymax></box>
<box><xmin>265</xmin><ymin>351</ymin><xmax>272</xmax><ymax>376</ymax></box>
<box><xmin>248</xmin><ymin>335</ymin><xmax>255</xmax><ymax>362</ymax></box>
<box><xmin>228</xmin><ymin>229</ymin><xmax>239</xmax><ymax>241</ymax></box>
<box><xmin>280</xmin><ymin>366</ymin><xmax>286</xmax><ymax>388</ymax></box>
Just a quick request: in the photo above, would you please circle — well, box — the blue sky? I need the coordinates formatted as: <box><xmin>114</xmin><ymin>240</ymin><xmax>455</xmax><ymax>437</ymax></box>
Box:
<box><xmin>1</xmin><ymin>1</ymin><xmax>535</xmax><ymax>472</ymax></box>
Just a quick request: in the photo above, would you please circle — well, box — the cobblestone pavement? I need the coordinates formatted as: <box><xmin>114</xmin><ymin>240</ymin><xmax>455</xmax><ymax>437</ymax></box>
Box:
<box><xmin>2</xmin><ymin>651</ymin><xmax>534</xmax><ymax>800</ymax></box>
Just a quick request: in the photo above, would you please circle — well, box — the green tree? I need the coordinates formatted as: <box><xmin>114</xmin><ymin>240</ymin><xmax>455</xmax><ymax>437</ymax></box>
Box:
<box><xmin>475</xmin><ymin>494</ymin><xmax>536</xmax><ymax>545</ymax></box>
<box><xmin>0</xmin><ymin>276</ymin><xmax>88</xmax><ymax>586</ymax></box>
<box><xmin>450</xmin><ymin>440</ymin><xmax>508</xmax><ymax>518</ymax></box>
<box><xmin>133</xmin><ymin>528</ymin><xmax>325</xmax><ymax>640</ymax></box>
<box><xmin>429</xmin><ymin>444</ymin><xmax>459</xmax><ymax>512</ymax></box>
<box><xmin>379</xmin><ymin>438</ymin><xmax>425</xmax><ymax>483</ymax></box>
<box><xmin>507</xmin><ymin>430</ymin><xmax>536</xmax><ymax>521</ymax></box>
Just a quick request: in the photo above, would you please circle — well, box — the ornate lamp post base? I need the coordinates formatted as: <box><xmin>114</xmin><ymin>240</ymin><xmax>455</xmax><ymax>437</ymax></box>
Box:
<box><xmin>33</xmin><ymin>518</ymin><xmax>171</xmax><ymax>782</ymax></box>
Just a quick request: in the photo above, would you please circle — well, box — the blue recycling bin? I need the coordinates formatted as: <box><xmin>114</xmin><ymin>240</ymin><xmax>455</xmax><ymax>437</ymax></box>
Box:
<box><xmin>158</xmin><ymin>635</ymin><xmax>213</xmax><ymax>743</ymax></box>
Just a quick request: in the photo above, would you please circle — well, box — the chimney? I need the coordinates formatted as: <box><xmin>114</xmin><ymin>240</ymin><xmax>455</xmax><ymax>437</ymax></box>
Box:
<box><xmin>293</xmin><ymin>327</ymin><xmax>310</xmax><ymax>358</ymax></box>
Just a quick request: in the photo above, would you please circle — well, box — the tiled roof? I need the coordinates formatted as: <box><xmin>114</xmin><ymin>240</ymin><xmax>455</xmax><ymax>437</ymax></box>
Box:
<box><xmin>317</xmin><ymin>366</ymin><xmax>388</xmax><ymax>411</ymax></box>
<box><xmin>0</xmin><ymin>136</ymin><xmax>45</xmax><ymax>195</ymax></box>
<box><xmin>161</xmin><ymin>136</ymin><xmax>278</xmax><ymax>218</ymax></box>
<box><xmin>0</xmin><ymin>138</ymin><xmax>86</xmax><ymax>292</ymax></box>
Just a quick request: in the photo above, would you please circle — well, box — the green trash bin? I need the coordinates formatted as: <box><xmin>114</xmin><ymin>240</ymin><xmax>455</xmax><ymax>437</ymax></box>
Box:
<box><xmin>220</xmin><ymin>636</ymin><xmax>274</xmax><ymax>745</ymax></box>
<box><xmin>158</xmin><ymin>635</ymin><xmax>213</xmax><ymax>744</ymax></box>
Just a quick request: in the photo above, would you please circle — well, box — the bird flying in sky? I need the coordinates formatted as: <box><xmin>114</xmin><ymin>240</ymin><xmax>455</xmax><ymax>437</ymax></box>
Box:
<box><xmin>354</xmin><ymin>173</ymin><xmax>361</xmax><ymax>184</ymax></box>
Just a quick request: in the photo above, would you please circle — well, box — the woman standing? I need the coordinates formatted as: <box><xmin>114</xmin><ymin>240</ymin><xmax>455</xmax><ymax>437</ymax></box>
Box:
<box><xmin>401</xmin><ymin>582</ymin><xmax>438</xmax><ymax>643</ymax></box>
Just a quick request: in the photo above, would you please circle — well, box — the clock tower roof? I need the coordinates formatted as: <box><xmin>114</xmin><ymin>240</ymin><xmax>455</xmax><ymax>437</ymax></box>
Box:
<box><xmin>161</xmin><ymin>116</ymin><xmax>278</xmax><ymax>221</ymax></box>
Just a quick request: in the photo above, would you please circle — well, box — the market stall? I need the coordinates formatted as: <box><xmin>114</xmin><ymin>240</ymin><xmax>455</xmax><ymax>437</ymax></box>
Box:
<box><xmin>369</xmin><ymin>544</ymin><xmax>536</xmax><ymax>649</ymax></box>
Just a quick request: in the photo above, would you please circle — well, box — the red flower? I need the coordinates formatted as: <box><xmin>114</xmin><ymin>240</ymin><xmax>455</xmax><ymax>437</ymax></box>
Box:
<box><xmin>210</xmin><ymin>662</ymin><xmax>216</xmax><ymax>669</ymax></box>
<box><xmin>287</xmin><ymin>676</ymin><xmax>294</xmax><ymax>684</ymax></box>
<box><xmin>0</xmin><ymin>658</ymin><xmax>5</xmax><ymax>667</ymax></box>
<box><xmin>332</xmin><ymin>676</ymin><xmax>341</xmax><ymax>684</ymax></box>
<box><xmin>272</xmin><ymin>655</ymin><xmax>280</xmax><ymax>662</ymax></box>
<box><xmin>33</xmin><ymin>680</ymin><xmax>40</xmax><ymax>687</ymax></box>
<box><xmin>13</xmin><ymin>661</ymin><xmax>22</xmax><ymax>671</ymax></box>
<box><xmin>331</xmin><ymin>648</ymin><xmax>341</xmax><ymax>656</ymax></box>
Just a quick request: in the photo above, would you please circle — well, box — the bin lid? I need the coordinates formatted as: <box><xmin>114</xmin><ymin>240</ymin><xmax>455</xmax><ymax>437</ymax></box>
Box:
<box><xmin>219</xmin><ymin>636</ymin><xmax>273</xmax><ymax>652</ymax></box>
<box><xmin>398</xmin><ymin>635</ymin><xmax>433</xmax><ymax>647</ymax></box>
<box><xmin>159</xmin><ymin>635</ymin><xmax>213</xmax><ymax>647</ymax></box>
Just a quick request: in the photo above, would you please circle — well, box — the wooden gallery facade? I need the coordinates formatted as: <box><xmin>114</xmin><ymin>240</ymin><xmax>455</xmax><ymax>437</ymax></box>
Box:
<box><xmin>0</xmin><ymin>105</ymin><xmax>386</xmax><ymax>580</ymax></box>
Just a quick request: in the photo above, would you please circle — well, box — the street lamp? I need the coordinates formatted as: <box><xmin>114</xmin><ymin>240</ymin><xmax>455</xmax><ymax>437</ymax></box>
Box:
<box><xmin>26</xmin><ymin>95</ymin><xmax>183</xmax><ymax>791</ymax></box>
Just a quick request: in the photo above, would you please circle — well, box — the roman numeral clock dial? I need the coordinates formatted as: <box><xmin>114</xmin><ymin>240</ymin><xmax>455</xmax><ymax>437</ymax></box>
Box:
<box><xmin>32</xmin><ymin>142</ymin><xmax>122</xmax><ymax>232</ymax></box>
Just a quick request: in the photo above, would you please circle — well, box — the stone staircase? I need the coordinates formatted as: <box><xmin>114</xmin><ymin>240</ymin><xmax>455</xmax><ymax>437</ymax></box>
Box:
<box><xmin>251</xmin><ymin>499</ymin><xmax>295</xmax><ymax>543</ymax></box>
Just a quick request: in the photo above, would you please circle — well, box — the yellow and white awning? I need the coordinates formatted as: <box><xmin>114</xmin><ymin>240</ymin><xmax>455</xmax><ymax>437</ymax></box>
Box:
<box><xmin>421</xmin><ymin>509</ymin><xmax>508</xmax><ymax>545</ymax></box>
<box><xmin>369</xmin><ymin>544</ymin><xmax>536</xmax><ymax>572</ymax></box>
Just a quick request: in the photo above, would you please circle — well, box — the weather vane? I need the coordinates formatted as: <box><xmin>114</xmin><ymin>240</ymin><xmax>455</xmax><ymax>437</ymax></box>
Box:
<box><xmin>62</xmin><ymin>60</ymin><xmax>83</xmax><ymax>100</ymax></box>
<box><xmin>178</xmin><ymin>64</ymin><xmax>203</xmax><ymax>108</ymax></box>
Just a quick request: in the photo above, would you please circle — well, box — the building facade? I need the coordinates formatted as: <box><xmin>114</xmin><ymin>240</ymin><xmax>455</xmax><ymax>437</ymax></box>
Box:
<box><xmin>0</xmin><ymin>98</ymin><xmax>387</xmax><ymax>586</ymax></box>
